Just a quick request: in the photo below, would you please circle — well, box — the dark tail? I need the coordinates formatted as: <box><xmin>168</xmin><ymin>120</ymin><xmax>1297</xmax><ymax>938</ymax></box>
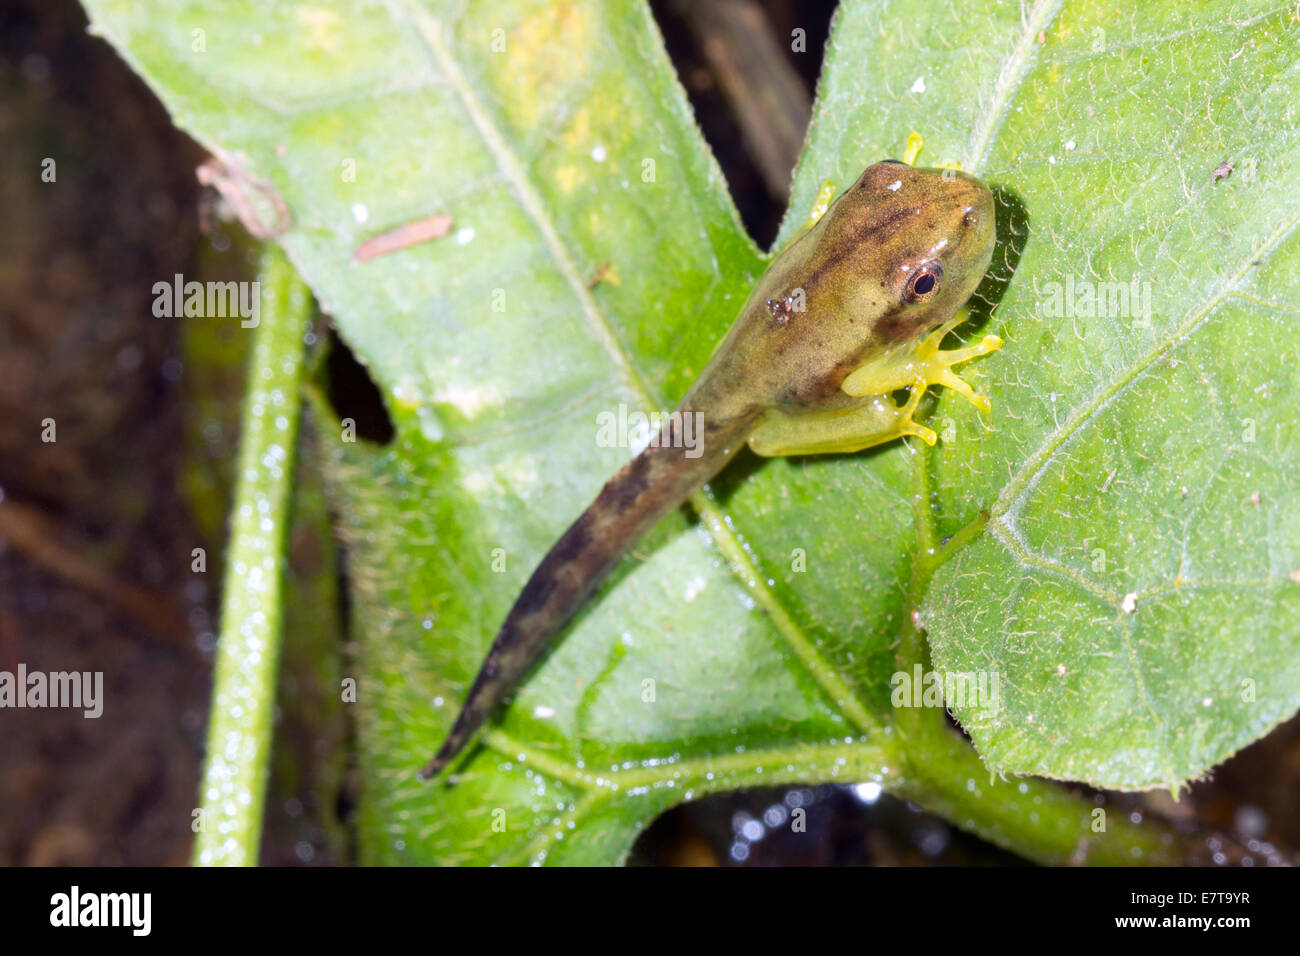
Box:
<box><xmin>420</xmin><ymin>409</ymin><xmax>753</xmax><ymax>779</ymax></box>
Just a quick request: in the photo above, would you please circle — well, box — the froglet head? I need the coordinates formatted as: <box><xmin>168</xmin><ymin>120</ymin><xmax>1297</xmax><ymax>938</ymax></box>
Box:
<box><xmin>825</xmin><ymin>160</ymin><xmax>996</xmax><ymax>347</ymax></box>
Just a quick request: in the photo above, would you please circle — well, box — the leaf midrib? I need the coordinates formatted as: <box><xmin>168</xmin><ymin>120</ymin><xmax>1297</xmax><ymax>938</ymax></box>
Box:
<box><xmin>964</xmin><ymin>0</ymin><xmax>1064</xmax><ymax>170</ymax></box>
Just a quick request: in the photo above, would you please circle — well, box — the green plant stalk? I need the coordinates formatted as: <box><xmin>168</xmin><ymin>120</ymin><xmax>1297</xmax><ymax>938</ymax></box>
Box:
<box><xmin>891</xmin><ymin>715</ymin><xmax>1184</xmax><ymax>865</ymax></box>
<box><xmin>192</xmin><ymin>246</ymin><xmax>310</xmax><ymax>866</ymax></box>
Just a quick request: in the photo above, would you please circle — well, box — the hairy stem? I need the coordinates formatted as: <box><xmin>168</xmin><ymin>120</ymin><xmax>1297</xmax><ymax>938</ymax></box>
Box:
<box><xmin>192</xmin><ymin>246</ymin><xmax>310</xmax><ymax>866</ymax></box>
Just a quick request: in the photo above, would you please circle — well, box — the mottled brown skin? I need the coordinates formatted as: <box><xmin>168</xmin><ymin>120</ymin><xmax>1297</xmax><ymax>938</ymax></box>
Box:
<box><xmin>421</xmin><ymin>163</ymin><xmax>996</xmax><ymax>779</ymax></box>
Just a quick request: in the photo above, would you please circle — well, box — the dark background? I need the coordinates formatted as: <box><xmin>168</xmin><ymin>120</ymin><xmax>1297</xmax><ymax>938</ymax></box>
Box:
<box><xmin>0</xmin><ymin>0</ymin><xmax>1296</xmax><ymax>866</ymax></box>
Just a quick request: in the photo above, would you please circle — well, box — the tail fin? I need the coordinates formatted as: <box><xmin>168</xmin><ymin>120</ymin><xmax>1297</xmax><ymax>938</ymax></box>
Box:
<box><xmin>420</xmin><ymin>409</ymin><xmax>750</xmax><ymax>779</ymax></box>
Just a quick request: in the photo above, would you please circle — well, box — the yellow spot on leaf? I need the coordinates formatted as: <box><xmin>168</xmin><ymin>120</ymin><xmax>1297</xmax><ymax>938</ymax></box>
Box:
<box><xmin>555</xmin><ymin>164</ymin><xmax>579</xmax><ymax>193</ymax></box>
<box><xmin>493</xmin><ymin>3</ymin><xmax>595</xmax><ymax>132</ymax></box>
<box><xmin>296</xmin><ymin>7</ymin><xmax>342</xmax><ymax>53</ymax></box>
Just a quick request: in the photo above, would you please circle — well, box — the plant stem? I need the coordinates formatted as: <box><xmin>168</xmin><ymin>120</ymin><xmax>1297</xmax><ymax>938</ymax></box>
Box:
<box><xmin>192</xmin><ymin>246</ymin><xmax>310</xmax><ymax>866</ymax></box>
<box><xmin>892</xmin><ymin>717</ymin><xmax>1184</xmax><ymax>865</ymax></box>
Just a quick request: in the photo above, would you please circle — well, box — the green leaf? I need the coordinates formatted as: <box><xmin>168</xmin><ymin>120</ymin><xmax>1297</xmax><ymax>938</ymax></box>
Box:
<box><xmin>80</xmin><ymin>0</ymin><xmax>1300</xmax><ymax>865</ymax></box>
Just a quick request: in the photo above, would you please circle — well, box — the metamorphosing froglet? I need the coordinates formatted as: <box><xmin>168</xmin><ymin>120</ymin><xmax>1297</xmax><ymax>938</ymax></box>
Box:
<box><xmin>421</xmin><ymin>158</ymin><xmax>1002</xmax><ymax>779</ymax></box>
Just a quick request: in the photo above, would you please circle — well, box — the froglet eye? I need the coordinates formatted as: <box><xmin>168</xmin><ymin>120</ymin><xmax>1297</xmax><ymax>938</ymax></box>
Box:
<box><xmin>903</xmin><ymin>261</ymin><xmax>943</xmax><ymax>303</ymax></box>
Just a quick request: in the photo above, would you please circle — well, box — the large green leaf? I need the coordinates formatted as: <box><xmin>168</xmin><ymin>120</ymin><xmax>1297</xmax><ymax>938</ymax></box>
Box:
<box><xmin>81</xmin><ymin>0</ymin><xmax>1300</xmax><ymax>864</ymax></box>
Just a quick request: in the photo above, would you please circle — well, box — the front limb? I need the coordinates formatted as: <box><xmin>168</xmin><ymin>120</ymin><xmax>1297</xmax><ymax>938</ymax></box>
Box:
<box><xmin>747</xmin><ymin>311</ymin><xmax>1002</xmax><ymax>457</ymax></box>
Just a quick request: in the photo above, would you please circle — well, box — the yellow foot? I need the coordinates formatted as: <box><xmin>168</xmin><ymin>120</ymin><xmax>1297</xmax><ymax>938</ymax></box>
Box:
<box><xmin>788</xmin><ymin>179</ymin><xmax>836</xmax><ymax>242</ymax></box>
<box><xmin>841</xmin><ymin>310</ymin><xmax>1002</xmax><ymax>420</ymax></box>
<box><xmin>805</xmin><ymin>180</ymin><xmax>836</xmax><ymax>229</ymax></box>
<box><xmin>902</xmin><ymin>132</ymin><xmax>926</xmax><ymax>166</ymax></box>
<box><xmin>911</xmin><ymin>314</ymin><xmax>1003</xmax><ymax>415</ymax></box>
<box><xmin>893</xmin><ymin>375</ymin><xmax>939</xmax><ymax>446</ymax></box>
<box><xmin>776</xmin><ymin>180</ymin><xmax>838</xmax><ymax>256</ymax></box>
<box><xmin>902</xmin><ymin>132</ymin><xmax>963</xmax><ymax>173</ymax></box>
